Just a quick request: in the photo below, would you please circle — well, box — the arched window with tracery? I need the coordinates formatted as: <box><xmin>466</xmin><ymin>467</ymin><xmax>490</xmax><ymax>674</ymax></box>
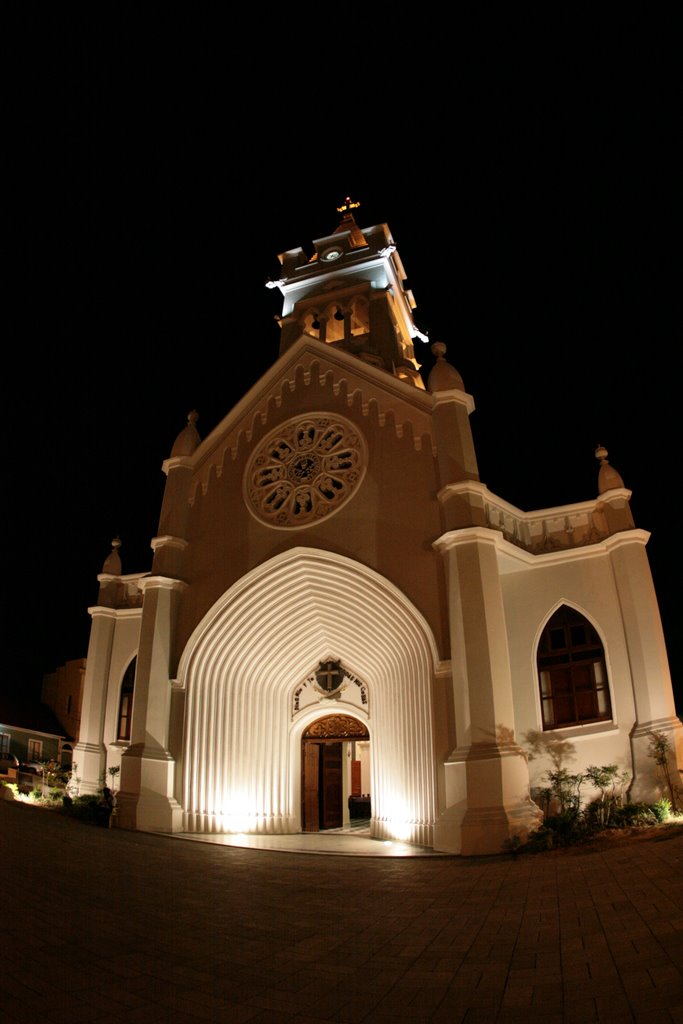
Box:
<box><xmin>537</xmin><ymin>607</ymin><xmax>612</xmax><ymax>729</ymax></box>
<box><xmin>117</xmin><ymin>658</ymin><xmax>136</xmax><ymax>742</ymax></box>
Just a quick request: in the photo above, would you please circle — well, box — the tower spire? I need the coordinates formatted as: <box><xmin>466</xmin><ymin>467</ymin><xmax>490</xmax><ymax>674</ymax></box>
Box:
<box><xmin>334</xmin><ymin>196</ymin><xmax>365</xmax><ymax>248</ymax></box>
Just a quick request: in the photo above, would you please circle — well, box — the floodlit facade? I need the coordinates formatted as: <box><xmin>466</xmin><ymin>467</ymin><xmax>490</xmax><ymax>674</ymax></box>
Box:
<box><xmin>74</xmin><ymin>203</ymin><xmax>683</xmax><ymax>855</ymax></box>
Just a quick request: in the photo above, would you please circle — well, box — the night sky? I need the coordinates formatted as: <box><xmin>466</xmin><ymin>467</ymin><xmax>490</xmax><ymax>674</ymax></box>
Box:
<box><xmin>4</xmin><ymin>17</ymin><xmax>680</xmax><ymax>715</ymax></box>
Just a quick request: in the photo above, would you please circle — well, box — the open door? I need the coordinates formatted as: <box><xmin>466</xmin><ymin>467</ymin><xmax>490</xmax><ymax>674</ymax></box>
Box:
<box><xmin>302</xmin><ymin>741</ymin><xmax>343</xmax><ymax>831</ymax></box>
<box><xmin>303</xmin><ymin>741</ymin><xmax>321</xmax><ymax>831</ymax></box>
<box><xmin>301</xmin><ymin>715</ymin><xmax>370</xmax><ymax>833</ymax></box>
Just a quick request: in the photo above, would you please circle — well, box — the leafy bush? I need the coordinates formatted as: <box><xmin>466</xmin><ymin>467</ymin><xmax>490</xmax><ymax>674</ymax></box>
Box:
<box><xmin>62</xmin><ymin>794</ymin><xmax>101</xmax><ymax>824</ymax></box>
<box><xmin>652</xmin><ymin>798</ymin><xmax>672</xmax><ymax>823</ymax></box>
<box><xmin>517</xmin><ymin>762</ymin><xmax>679</xmax><ymax>854</ymax></box>
<box><xmin>612</xmin><ymin>802</ymin><xmax>658</xmax><ymax>827</ymax></box>
<box><xmin>542</xmin><ymin>812</ymin><xmax>586</xmax><ymax>846</ymax></box>
<box><xmin>61</xmin><ymin>791</ymin><xmax>116</xmax><ymax>827</ymax></box>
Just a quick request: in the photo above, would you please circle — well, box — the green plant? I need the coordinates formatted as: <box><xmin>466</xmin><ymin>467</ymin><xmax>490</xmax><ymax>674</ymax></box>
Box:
<box><xmin>523</xmin><ymin>768</ymin><xmax>588</xmax><ymax>849</ymax></box>
<box><xmin>583</xmin><ymin>764</ymin><xmax>629</xmax><ymax>829</ymax></box>
<box><xmin>62</xmin><ymin>794</ymin><xmax>101</xmax><ymax>824</ymax></box>
<box><xmin>545</xmin><ymin>768</ymin><xmax>585</xmax><ymax>817</ymax></box>
<box><xmin>652</xmin><ymin>797</ymin><xmax>671</xmax><ymax>822</ymax></box>
<box><xmin>523</xmin><ymin>763</ymin><xmax>652</xmax><ymax>851</ymax></box>
<box><xmin>65</xmin><ymin>763</ymin><xmax>81</xmax><ymax>798</ymax></box>
<box><xmin>612</xmin><ymin>802</ymin><xmax>658</xmax><ymax>827</ymax></box>
<box><xmin>34</xmin><ymin>759</ymin><xmax>68</xmax><ymax>799</ymax></box>
<box><xmin>647</xmin><ymin>731</ymin><xmax>680</xmax><ymax>812</ymax></box>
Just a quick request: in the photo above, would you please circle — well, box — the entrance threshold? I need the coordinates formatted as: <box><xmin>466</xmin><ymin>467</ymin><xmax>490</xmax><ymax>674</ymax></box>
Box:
<box><xmin>164</xmin><ymin>828</ymin><xmax>443</xmax><ymax>857</ymax></box>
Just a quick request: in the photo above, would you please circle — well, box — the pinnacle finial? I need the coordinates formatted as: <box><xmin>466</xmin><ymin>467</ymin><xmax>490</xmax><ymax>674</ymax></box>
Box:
<box><xmin>170</xmin><ymin>409</ymin><xmax>201</xmax><ymax>457</ymax></box>
<box><xmin>426</xmin><ymin>341</ymin><xmax>465</xmax><ymax>393</ymax></box>
<box><xmin>595</xmin><ymin>444</ymin><xmax>625</xmax><ymax>493</ymax></box>
<box><xmin>102</xmin><ymin>536</ymin><xmax>122</xmax><ymax>575</ymax></box>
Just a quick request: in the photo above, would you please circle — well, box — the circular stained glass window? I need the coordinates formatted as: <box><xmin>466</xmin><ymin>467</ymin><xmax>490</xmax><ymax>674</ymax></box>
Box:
<box><xmin>244</xmin><ymin>414</ymin><xmax>367</xmax><ymax>528</ymax></box>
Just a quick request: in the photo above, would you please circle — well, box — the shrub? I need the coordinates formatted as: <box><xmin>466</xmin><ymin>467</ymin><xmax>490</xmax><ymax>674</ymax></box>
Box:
<box><xmin>543</xmin><ymin>812</ymin><xmax>586</xmax><ymax>846</ymax></box>
<box><xmin>583</xmin><ymin>764</ymin><xmax>629</xmax><ymax>828</ymax></box>
<box><xmin>647</xmin><ymin>731</ymin><xmax>681</xmax><ymax>812</ymax></box>
<box><xmin>63</xmin><ymin>794</ymin><xmax>101</xmax><ymax>825</ymax></box>
<box><xmin>652</xmin><ymin>798</ymin><xmax>672</xmax><ymax>823</ymax></box>
<box><xmin>517</xmin><ymin>762</ymin><xmax>677</xmax><ymax>854</ymax></box>
<box><xmin>612</xmin><ymin>802</ymin><xmax>658</xmax><ymax>827</ymax></box>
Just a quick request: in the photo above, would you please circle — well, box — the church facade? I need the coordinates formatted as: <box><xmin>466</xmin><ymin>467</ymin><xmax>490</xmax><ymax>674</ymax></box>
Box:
<box><xmin>74</xmin><ymin>203</ymin><xmax>682</xmax><ymax>855</ymax></box>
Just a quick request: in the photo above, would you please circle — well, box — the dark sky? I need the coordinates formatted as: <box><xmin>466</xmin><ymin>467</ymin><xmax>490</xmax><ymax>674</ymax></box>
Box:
<box><xmin>4</xmin><ymin>16</ymin><xmax>680</xmax><ymax>714</ymax></box>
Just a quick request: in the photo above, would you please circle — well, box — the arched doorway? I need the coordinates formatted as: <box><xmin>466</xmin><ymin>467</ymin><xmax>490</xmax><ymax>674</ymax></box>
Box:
<box><xmin>179</xmin><ymin>548</ymin><xmax>438</xmax><ymax>845</ymax></box>
<box><xmin>301</xmin><ymin>715</ymin><xmax>370</xmax><ymax>832</ymax></box>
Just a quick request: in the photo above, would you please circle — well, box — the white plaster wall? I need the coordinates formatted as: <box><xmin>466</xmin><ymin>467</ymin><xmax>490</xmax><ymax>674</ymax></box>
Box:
<box><xmin>502</xmin><ymin>552</ymin><xmax>637</xmax><ymax>793</ymax></box>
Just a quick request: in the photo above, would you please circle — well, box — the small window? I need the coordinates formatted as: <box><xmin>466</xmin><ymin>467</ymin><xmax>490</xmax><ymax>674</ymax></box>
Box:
<box><xmin>0</xmin><ymin>733</ymin><xmax>9</xmax><ymax>755</ymax></box>
<box><xmin>28</xmin><ymin>739</ymin><xmax>43</xmax><ymax>761</ymax></box>
<box><xmin>537</xmin><ymin>607</ymin><xmax>612</xmax><ymax>730</ymax></box>
<box><xmin>117</xmin><ymin>659</ymin><xmax>136</xmax><ymax>742</ymax></box>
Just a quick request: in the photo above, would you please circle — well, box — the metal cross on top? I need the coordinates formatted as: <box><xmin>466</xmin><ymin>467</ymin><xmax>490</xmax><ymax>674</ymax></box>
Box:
<box><xmin>337</xmin><ymin>196</ymin><xmax>361</xmax><ymax>215</ymax></box>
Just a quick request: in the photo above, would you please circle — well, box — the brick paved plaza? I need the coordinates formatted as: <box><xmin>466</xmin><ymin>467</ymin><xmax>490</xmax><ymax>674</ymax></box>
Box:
<box><xmin>1</xmin><ymin>798</ymin><xmax>682</xmax><ymax>1022</ymax></box>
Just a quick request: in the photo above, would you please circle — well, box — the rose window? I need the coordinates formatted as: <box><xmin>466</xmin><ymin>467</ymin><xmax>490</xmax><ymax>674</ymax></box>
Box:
<box><xmin>245</xmin><ymin>415</ymin><xmax>366</xmax><ymax>528</ymax></box>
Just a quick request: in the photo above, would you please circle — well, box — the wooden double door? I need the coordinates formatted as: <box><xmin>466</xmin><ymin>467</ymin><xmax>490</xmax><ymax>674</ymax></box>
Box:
<box><xmin>301</xmin><ymin>715</ymin><xmax>369</xmax><ymax>832</ymax></box>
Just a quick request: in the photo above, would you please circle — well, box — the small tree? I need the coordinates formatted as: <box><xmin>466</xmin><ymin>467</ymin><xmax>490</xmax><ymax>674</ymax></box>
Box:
<box><xmin>37</xmin><ymin>760</ymin><xmax>66</xmax><ymax>801</ymax></box>
<box><xmin>65</xmin><ymin>763</ymin><xmax>81</xmax><ymax>798</ymax></box>
<box><xmin>584</xmin><ymin>764</ymin><xmax>629</xmax><ymax>829</ymax></box>
<box><xmin>546</xmin><ymin>768</ymin><xmax>585</xmax><ymax>817</ymax></box>
<box><xmin>647</xmin><ymin>731</ymin><xmax>680</xmax><ymax>813</ymax></box>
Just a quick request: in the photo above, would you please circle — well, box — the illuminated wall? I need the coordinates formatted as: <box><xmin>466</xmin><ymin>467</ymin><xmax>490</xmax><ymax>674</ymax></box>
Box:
<box><xmin>178</xmin><ymin>548</ymin><xmax>439</xmax><ymax>846</ymax></box>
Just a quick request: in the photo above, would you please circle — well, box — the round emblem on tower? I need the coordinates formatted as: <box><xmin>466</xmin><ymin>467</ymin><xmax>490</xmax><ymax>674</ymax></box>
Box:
<box><xmin>244</xmin><ymin>414</ymin><xmax>367</xmax><ymax>529</ymax></box>
<box><xmin>321</xmin><ymin>246</ymin><xmax>344</xmax><ymax>262</ymax></box>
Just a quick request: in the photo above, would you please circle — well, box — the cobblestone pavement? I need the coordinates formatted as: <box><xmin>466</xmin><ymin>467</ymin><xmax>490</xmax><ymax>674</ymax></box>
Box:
<box><xmin>1</xmin><ymin>798</ymin><xmax>682</xmax><ymax>1023</ymax></box>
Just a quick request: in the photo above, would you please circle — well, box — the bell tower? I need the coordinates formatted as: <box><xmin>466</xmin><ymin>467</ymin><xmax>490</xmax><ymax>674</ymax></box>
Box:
<box><xmin>268</xmin><ymin>198</ymin><xmax>426</xmax><ymax>389</ymax></box>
